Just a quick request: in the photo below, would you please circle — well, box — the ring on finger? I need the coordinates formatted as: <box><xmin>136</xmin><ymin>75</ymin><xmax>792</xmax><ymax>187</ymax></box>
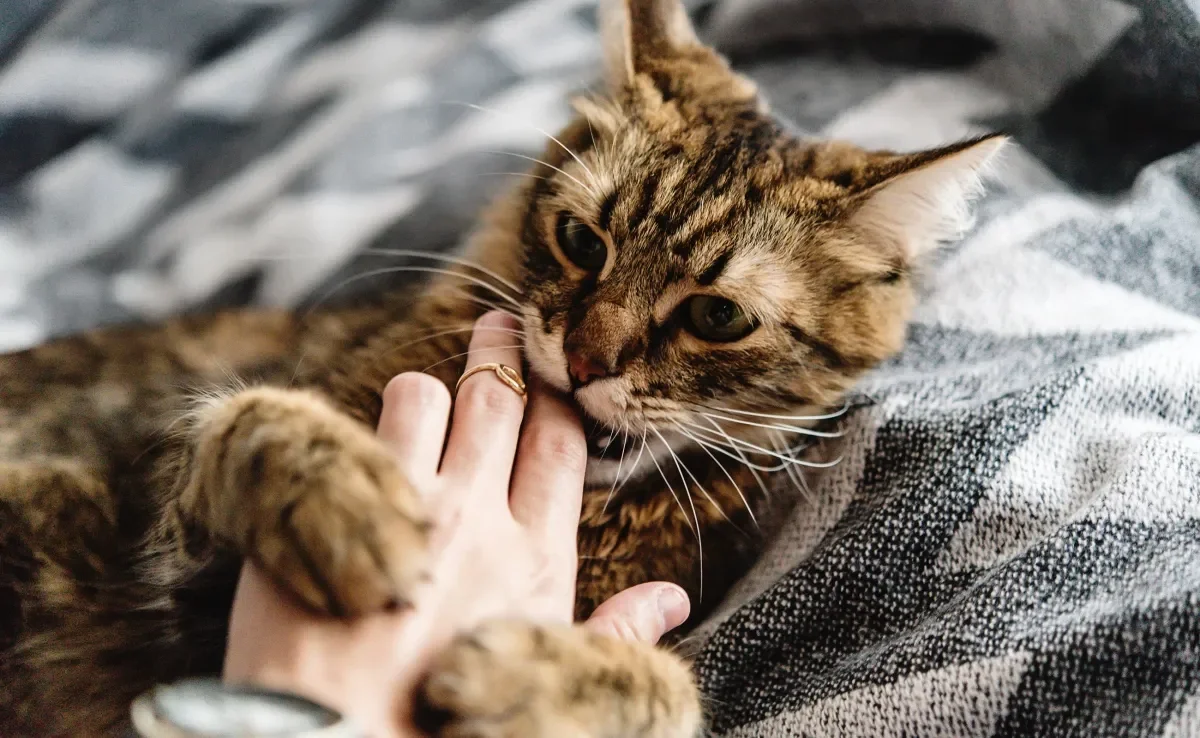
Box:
<box><xmin>455</xmin><ymin>362</ymin><xmax>527</xmax><ymax>404</ymax></box>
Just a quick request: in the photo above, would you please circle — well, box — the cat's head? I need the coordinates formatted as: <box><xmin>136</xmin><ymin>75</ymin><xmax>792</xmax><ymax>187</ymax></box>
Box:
<box><xmin>502</xmin><ymin>0</ymin><xmax>1003</xmax><ymax>483</ymax></box>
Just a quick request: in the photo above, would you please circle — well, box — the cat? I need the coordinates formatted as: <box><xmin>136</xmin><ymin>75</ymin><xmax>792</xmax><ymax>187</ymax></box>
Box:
<box><xmin>0</xmin><ymin>0</ymin><xmax>1005</xmax><ymax>735</ymax></box>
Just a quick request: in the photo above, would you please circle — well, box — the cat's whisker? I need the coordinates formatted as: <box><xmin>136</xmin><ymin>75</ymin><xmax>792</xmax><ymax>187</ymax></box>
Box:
<box><xmin>769</xmin><ymin>431</ymin><xmax>816</xmax><ymax>508</ymax></box>
<box><xmin>680</xmin><ymin>417</ymin><xmax>840</xmax><ymax>468</ymax></box>
<box><xmin>419</xmin><ymin>344</ymin><xmax>525</xmax><ymax>374</ymax></box>
<box><xmin>695</xmin><ymin>401</ymin><xmax>851</xmax><ymax>423</ymax></box>
<box><xmin>376</xmin><ymin>325</ymin><xmax>523</xmax><ymax>364</ymax></box>
<box><xmin>255</xmin><ymin>250</ymin><xmax>523</xmax><ymax>309</ymax></box>
<box><xmin>482</xmin><ymin>150</ymin><xmax>599</xmax><ymax>199</ymax></box>
<box><xmin>680</xmin><ymin>417</ymin><xmax>792</xmax><ymax>501</ymax></box>
<box><xmin>442</xmin><ymin>287</ymin><xmax>523</xmax><ymax>321</ymax></box>
<box><xmin>664</xmin><ymin>632</ymin><xmax>710</xmax><ymax>662</ymax></box>
<box><xmin>613</xmin><ymin>429</ymin><xmax>649</xmax><ymax>498</ymax></box>
<box><xmin>691</xmin><ymin>409</ymin><xmax>844</xmax><ymax>438</ymax></box>
<box><xmin>670</xmin><ymin>420</ymin><xmax>759</xmax><ymax>529</ymax></box>
<box><xmin>677</xmin><ymin>419</ymin><xmax>797</xmax><ymax>463</ymax></box>
<box><xmin>585</xmin><ymin>116</ymin><xmax>600</xmax><ymax>168</ymax></box>
<box><xmin>288</xmin><ymin>348</ymin><xmax>312</xmax><ymax>388</ymax></box>
<box><xmin>357</xmin><ymin>247</ymin><xmax>525</xmax><ymax>297</ymax></box>
<box><xmin>644</xmin><ymin>431</ymin><xmax>699</xmax><ymax>544</ymax></box>
<box><xmin>304</xmin><ymin>265</ymin><xmax>523</xmax><ymax>321</ymax></box>
<box><xmin>450</xmin><ymin>101</ymin><xmax>601</xmax><ymax>191</ymax></box>
<box><xmin>656</xmin><ymin>427</ymin><xmax>731</xmax><ymax>526</ymax></box>
<box><xmin>696</xmin><ymin>416</ymin><xmax>776</xmax><ymax>504</ymax></box>
<box><xmin>602</xmin><ymin>421</ymin><xmax>631</xmax><ymax>515</ymax></box>
<box><xmin>673</xmin><ymin>423</ymin><xmax>790</xmax><ymax>473</ymax></box>
<box><xmin>477</xmin><ymin>171</ymin><xmax>551</xmax><ymax>184</ymax></box>
<box><xmin>650</xmin><ymin>427</ymin><xmax>704</xmax><ymax>604</ymax></box>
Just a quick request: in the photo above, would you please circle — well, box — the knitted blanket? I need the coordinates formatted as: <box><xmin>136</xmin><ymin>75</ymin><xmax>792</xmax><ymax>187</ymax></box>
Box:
<box><xmin>1</xmin><ymin>0</ymin><xmax>1198</xmax><ymax>735</ymax></box>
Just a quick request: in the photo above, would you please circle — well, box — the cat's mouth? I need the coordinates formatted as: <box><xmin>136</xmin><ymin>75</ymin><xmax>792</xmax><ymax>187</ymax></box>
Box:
<box><xmin>581</xmin><ymin>413</ymin><xmax>643</xmax><ymax>459</ymax></box>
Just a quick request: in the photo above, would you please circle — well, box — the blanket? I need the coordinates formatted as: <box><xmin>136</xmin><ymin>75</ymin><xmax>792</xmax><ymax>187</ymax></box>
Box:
<box><xmin>1</xmin><ymin>0</ymin><xmax>1198</xmax><ymax>735</ymax></box>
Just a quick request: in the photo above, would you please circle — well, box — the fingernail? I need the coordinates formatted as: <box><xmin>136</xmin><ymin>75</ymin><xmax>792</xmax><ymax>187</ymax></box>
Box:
<box><xmin>656</xmin><ymin>586</ymin><xmax>690</xmax><ymax>629</ymax></box>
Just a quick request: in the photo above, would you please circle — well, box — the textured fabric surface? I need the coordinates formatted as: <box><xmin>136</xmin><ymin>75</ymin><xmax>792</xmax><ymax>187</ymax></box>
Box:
<box><xmin>2</xmin><ymin>0</ymin><xmax>1199</xmax><ymax>735</ymax></box>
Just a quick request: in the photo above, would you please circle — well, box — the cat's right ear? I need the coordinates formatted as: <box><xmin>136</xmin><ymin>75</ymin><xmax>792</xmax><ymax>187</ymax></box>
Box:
<box><xmin>848</xmin><ymin>135</ymin><xmax>1007</xmax><ymax>262</ymax></box>
<box><xmin>599</xmin><ymin>0</ymin><xmax>700</xmax><ymax>90</ymax></box>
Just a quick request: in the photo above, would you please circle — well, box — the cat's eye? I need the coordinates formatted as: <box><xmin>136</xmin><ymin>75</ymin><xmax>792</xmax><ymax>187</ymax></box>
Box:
<box><xmin>684</xmin><ymin>295</ymin><xmax>756</xmax><ymax>342</ymax></box>
<box><xmin>554</xmin><ymin>213</ymin><xmax>608</xmax><ymax>272</ymax></box>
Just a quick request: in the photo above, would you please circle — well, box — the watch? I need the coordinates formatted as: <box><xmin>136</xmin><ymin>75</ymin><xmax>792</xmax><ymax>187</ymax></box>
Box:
<box><xmin>129</xmin><ymin>678</ymin><xmax>363</xmax><ymax>738</ymax></box>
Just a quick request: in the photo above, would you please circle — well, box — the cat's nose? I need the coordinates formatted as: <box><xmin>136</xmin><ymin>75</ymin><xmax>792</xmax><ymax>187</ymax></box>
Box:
<box><xmin>562</xmin><ymin>301</ymin><xmax>644</xmax><ymax>385</ymax></box>
<box><xmin>567</xmin><ymin>351</ymin><xmax>610</xmax><ymax>385</ymax></box>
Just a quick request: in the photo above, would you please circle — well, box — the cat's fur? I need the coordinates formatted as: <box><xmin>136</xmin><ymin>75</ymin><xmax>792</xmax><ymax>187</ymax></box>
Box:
<box><xmin>0</xmin><ymin>1</ymin><xmax>1004</xmax><ymax>735</ymax></box>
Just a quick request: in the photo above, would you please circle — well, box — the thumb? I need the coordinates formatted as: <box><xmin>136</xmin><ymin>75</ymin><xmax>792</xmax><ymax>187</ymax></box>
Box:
<box><xmin>582</xmin><ymin>583</ymin><xmax>690</xmax><ymax>644</ymax></box>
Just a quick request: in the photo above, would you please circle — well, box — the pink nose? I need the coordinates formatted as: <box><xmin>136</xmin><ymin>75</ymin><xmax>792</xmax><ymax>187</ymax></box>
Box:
<box><xmin>567</xmin><ymin>351</ymin><xmax>609</xmax><ymax>384</ymax></box>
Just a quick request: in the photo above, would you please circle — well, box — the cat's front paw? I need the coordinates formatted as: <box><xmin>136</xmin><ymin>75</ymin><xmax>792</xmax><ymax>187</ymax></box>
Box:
<box><xmin>196</xmin><ymin>387</ymin><xmax>430</xmax><ymax>616</ymax></box>
<box><xmin>416</xmin><ymin>621</ymin><xmax>702</xmax><ymax>738</ymax></box>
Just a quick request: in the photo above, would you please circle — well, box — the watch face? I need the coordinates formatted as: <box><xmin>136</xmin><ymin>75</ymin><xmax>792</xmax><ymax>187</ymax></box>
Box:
<box><xmin>135</xmin><ymin>678</ymin><xmax>355</xmax><ymax>737</ymax></box>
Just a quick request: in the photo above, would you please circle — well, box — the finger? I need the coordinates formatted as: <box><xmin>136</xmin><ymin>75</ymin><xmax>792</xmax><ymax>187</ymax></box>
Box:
<box><xmin>440</xmin><ymin>312</ymin><xmax>527</xmax><ymax>484</ymax></box>
<box><xmin>377</xmin><ymin>372</ymin><xmax>452</xmax><ymax>490</ymax></box>
<box><xmin>582</xmin><ymin>583</ymin><xmax>690</xmax><ymax>644</ymax></box>
<box><xmin>508</xmin><ymin>382</ymin><xmax>587</xmax><ymax>548</ymax></box>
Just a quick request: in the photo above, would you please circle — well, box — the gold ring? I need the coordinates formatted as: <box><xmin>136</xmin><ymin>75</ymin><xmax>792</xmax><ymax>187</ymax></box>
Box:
<box><xmin>455</xmin><ymin>362</ymin><xmax>527</xmax><ymax>404</ymax></box>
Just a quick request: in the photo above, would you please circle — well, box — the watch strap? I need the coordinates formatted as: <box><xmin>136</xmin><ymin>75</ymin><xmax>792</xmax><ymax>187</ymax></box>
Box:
<box><xmin>129</xmin><ymin>678</ymin><xmax>362</xmax><ymax>738</ymax></box>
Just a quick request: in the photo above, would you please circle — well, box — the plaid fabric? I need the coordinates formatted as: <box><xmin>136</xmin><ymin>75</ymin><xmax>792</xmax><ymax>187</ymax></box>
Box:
<box><xmin>2</xmin><ymin>0</ymin><xmax>1199</xmax><ymax>735</ymax></box>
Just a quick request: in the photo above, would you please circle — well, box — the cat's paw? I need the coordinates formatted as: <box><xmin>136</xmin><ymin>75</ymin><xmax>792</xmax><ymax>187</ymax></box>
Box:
<box><xmin>196</xmin><ymin>387</ymin><xmax>429</xmax><ymax>616</ymax></box>
<box><xmin>416</xmin><ymin>621</ymin><xmax>702</xmax><ymax>738</ymax></box>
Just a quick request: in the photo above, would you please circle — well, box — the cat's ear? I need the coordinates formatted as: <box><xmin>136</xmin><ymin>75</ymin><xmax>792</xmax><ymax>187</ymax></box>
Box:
<box><xmin>599</xmin><ymin>0</ymin><xmax>701</xmax><ymax>90</ymax></box>
<box><xmin>849</xmin><ymin>135</ymin><xmax>1007</xmax><ymax>261</ymax></box>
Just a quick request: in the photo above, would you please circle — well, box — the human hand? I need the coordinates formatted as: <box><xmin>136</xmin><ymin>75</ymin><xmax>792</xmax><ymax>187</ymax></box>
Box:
<box><xmin>223</xmin><ymin>312</ymin><xmax>690</xmax><ymax>737</ymax></box>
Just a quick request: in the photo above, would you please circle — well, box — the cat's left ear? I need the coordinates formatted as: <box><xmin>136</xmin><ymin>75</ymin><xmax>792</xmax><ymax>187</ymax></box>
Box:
<box><xmin>598</xmin><ymin>0</ymin><xmax>701</xmax><ymax>89</ymax></box>
<box><xmin>849</xmin><ymin>135</ymin><xmax>1007</xmax><ymax>261</ymax></box>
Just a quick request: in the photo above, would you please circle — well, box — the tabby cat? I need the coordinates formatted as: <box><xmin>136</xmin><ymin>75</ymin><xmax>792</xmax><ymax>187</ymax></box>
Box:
<box><xmin>0</xmin><ymin>0</ymin><xmax>1004</xmax><ymax>735</ymax></box>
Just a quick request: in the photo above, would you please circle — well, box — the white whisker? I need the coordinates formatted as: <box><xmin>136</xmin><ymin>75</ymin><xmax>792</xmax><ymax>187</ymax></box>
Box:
<box><xmin>615</xmin><ymin>430</ymin><xmax>649</xmax><ymax>495</ymax></box>
<box><xmin>419</xmin><ymin>345</ymin><xmax>525</xmax><ymax>374</ymax></box>
<box><xmin>602</xmin><ymin>421</ymin><xmax>631</xmax><ymax>514</ymax></box>
<box><xmin>358</xmin><ymin>247</ymin><xmax>525</xmax><ymax>297</ymax></box>
<box><xmin>645</xmin><ymin>433</ymin><xmax>698</xmax><ymax>539</ymax></box>
<box><xmin>367</xmin><ymin>325</ymin><xmax>523</xmax><ymax>369</ymax></box>
<box><xmin>675</xmin><ymin>421</ymin><xmax>775</xmax><ymax>496</ymax></box>
<box><xmin>443</xmin><ymin>287</ymin><xmax>522</xmax><ymax>321</ymax></box>
<box><xmin>674</xmin><ymin>423</ymin><xmax>792</xmax><ymax>472</ymax></box>
<box><xmin>671</xmin><ymin>420</ymin><xmax>759</xmax><ymax>529</ymax></box>
<box><xmin>453</xmin><ymin>101</ymin><xmax>601</xmax><ymax>190</ymax></box>
<box><xmin>680</xmin><ymin>418</ymin><xmax>841</xmax><ymax>468</ymax></box>
<box><xmin>655</xmin><ymin>427</ymin><xmax>730</xmax><ymax>525</ymax></box>
<box><xmin>649</xmin><ymin>428</ymin><xmax>704</xmax><ymax>603</ymax></box>
<box><xmin>477</xmin><ymin>171</ymin><xmax>551</xmax><ymax>184</ymax></box>
<box><xmin>483</xmin><ymin>150</ymin><xmax>598</xmax><ymax>198</ymax></box>
<box><xmin>693</xmin><ymin>410</ymin><xmax>843</xmax><ymax>438</ymax></box>
<box><xmin>697</xmin><ymin>402</ymin><xmax>851</xmax><ymax>423</ymax></box>
<box><xmin>305</xmin><ymin>265</ymin><xmax>524</xmax><ymax>316</ymax></box>
<box><xmin>770</xmin><ymin>431</ymin><xmax>815</xmax><ymax>508</ymax></box>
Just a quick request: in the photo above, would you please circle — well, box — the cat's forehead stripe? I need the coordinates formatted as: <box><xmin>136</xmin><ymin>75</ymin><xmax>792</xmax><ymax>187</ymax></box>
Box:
<box><xmin>627</xmin><ymin>168</ymin><xmax>663</xmax><ymax>234</ymax></box>
<box><xmin>597</xmin><ymin>189</ymin><xmax>618</xmax><ymax>232</ymax></box>
<box><xmin>696</xmin><ymin>250</ymin><xmax>731</xmax><ymax>286</ymax></box>
<box><xmin>667</xmin><ymin>194</ymin><xmax>742</xmax><ymax>260</ymax></box>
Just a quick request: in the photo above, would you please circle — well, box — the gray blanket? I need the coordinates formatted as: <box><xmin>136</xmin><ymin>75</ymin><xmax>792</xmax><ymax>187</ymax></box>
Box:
<box><xmin>2</xmin><ymin>0</ymin><xmax>1199</xmax><ymax>735</ymax></box>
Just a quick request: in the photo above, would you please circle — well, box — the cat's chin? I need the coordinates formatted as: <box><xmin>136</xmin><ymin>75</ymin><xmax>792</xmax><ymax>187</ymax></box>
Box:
<box><xmin>579</xmin><ymin>412</ymin><xmax>654</xmax><ymax>486</ymax></box>
<box><xmin>580</xmin><ymin>413</ymin><xmax>642</xmax><ymax>459</ymax></box>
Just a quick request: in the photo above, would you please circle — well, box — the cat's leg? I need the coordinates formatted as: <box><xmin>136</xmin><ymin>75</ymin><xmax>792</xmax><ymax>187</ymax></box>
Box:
<box><xmin>172</xmin><ymin>385</ymin><xmax>430</xmax><ymax>615</ymax></box>
<box><xmin>417</xmin><ymin>620</ymin><xmax>703</xmax><ymax>738</ymax></box>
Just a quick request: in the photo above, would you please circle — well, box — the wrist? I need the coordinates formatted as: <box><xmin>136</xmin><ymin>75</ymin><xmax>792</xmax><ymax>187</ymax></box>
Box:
<box><xmin>129</xmin><ymin>678</ymin><xmax>362</xmax><ymax>738</ymax></box>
